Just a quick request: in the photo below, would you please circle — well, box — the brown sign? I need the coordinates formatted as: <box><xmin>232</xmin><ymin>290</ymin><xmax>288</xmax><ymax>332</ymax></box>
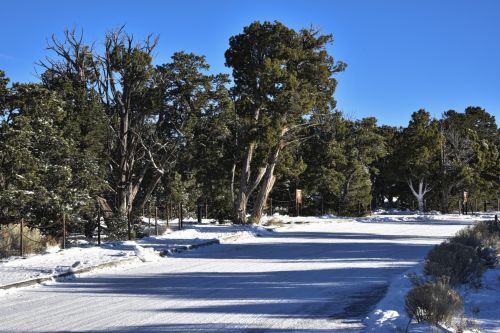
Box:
<box><xmin>295</xmin><ymin>189</ymin><xmax>302</xmax><ymax>204</ymax></box>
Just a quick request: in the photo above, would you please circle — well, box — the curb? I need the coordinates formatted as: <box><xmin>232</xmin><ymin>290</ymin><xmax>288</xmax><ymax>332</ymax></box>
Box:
<box><xmin>0</xmin><ymin>257</ymin><xmax>138</xmax><ymax>291</ymax></box>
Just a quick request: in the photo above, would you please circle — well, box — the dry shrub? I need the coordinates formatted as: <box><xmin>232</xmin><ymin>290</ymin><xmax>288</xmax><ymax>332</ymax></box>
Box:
<box><xmin>0</xmin><ymin>224</ymin><xmax>46</xmax><ymax>258</ymax></box>
<box><xmin>452</xmin><ymin>221</ymin><xmax>499</xmax><ymax>249</ymax></box>
<box><xmin>264</xmin><ymin>217</ymin><xmax>284</xmax><ymax>227</ymax></box>
<box><xmin>424</xmin><ymin>242</ymin><xmax>482</xmax><ymax>286</ymax></box>
<box><xmin>405</xmin><ymin>279</ymin><xmax>463</xmax><ymax>327</ymax></box>
<box><xmin>451</xmin><ymin>227</ymin><xmax>483</xmax><ymax>249</ymax></box>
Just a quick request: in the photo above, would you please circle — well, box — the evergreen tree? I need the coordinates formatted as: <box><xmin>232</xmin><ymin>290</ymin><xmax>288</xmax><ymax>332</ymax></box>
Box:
<box><xmin>225</xmin><ymin>21</ymin><xmax>345</xmax><ymax>224</ymax></box>
<box><xmin>0</xmin><ymin>84</ymin><xmax>76</xmax><ymax>234</ymax></box>
<box><xmin>301</xmin><ymin>113</ymin><xmax>386</xmax><ymax>215</ymax></box>
<box><xmin>396</xmin><ymin>110</ymin><xmax>441</xmax><ymax>212</ymax></box>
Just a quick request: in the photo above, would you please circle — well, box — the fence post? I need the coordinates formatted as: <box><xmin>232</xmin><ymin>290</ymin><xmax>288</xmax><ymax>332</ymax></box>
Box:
<box><xmin>62</xmin><ymin>213</ymin><xmax>66</xmax><ymax>250</ymax></box>
<box><xmin>148</xmin><ymin>202</ymin><xmax>151</xmax><ymax>236</ymax></box>
<box><xmin>179</xmin><ymin>202</ymin><xmax>183</xmax><ymax>230</ymax></box>
<box><xmin>197</xmin><ymin>204</ymin><xmax>202</xmax><ymax>224</ymax></box>
<box><xmin>166</xmin><ymin>201</ymin><xmax>170</xmax><ymax>229</ymax></box>
<box><xmin>270</xmin><ymin>198</ymin><xmax>273</xmax><ymax>216</ymax></box>
<box><xmin>20</xmin><ymin>218</ymin><xmax>24</xmax><ymax>257</ymax></box>
<box><xmin>205</xmin><ymin>200</ymin><xmax>208</xmax><ymax>219</ymax></box>
<box><xmin>155</xmin><ymin>206</ymin><xmax>158</xmax><ymax>236</ymax></box>
<box><xmin>127</xmin><ymin>210</ymin><xmax>132</xmax><ymax>240</ymax></box>
<box><xmin>97</xmin><ymin>207</ymin><xmax>101</xmax><ymax>245</ymax></box>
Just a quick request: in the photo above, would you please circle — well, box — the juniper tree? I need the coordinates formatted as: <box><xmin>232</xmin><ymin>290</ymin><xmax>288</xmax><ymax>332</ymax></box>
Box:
<box><xmin>0</xmin><ymin>84</ymin><xmax>77</xmax><ymax>234</ymax></box>
<box><xmin>225</xmin><ymin>21</ymin><xmax>345</xmax><ymax>224</ymax></box>
<box><xmin>396</xmin><ymin>109</ymin><xmax>441</xmax><ymax>212</ymax></box>
<box><xmin>300</xmin><ymin>113</ymin><xmax>386</xmax><ymax>215</ymax></box>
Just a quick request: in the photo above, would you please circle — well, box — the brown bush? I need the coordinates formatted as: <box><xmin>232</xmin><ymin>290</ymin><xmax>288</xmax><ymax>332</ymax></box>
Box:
<box><xmin>424</xmin><ymin>242</ymin><xmax>483</xmax><ymax>286</ymax></box>
<box><xmin>405</xmin><ymin>279</ymin><xmax>463</xmax><ymax>327</ymax></box>
<box><xmin>451</xmin><ymin>221</ymin><xmax>499</xmax><ymax>249</ymax></box>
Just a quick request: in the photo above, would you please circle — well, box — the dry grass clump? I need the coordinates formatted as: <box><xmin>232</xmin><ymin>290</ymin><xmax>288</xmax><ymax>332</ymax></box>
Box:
<box><xmin>0</xmin><ymin>224</ymin><xmax>46</xmax><ymax>258</ymax></box>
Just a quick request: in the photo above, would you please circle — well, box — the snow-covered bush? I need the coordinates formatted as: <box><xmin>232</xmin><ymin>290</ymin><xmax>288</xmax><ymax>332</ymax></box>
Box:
<box><xmin>405</xmin><ymin>279</ymin><xmax>463</xmax><ymax>328</ymax></box>
<box><xmin>0</xmin><ymin>224</ymin><xmax>46</xmax><ymax>258</ymax></box>
<box><xmin>424</xmin><ymin>242</ymin><xmax>483</xmax><ymax>287</ymax></box>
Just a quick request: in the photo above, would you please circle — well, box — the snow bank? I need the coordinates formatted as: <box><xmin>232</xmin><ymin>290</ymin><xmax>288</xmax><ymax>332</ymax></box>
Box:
<box><xmin>134</xmin><ymin>245</ymin><xmax>159</xmax><ymax>262</ymax></box>
<box><xmin>365</xmin><ymin>262</ymin><xmax>500</xmax><ymax>332</ymax></box>
<box><xmin>364</xmin><ymin>264</ymin><xmax>421</xmax><ymax>332</ymax></box>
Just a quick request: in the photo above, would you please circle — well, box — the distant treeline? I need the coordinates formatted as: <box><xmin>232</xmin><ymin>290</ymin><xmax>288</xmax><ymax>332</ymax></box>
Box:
<box><xmin>0</xmin><ymin>21</ymin><xmax>498</xmax><ymax>239</ymax></box>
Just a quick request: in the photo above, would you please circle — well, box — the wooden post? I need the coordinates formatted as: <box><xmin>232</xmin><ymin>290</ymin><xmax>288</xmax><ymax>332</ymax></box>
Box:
<box><xmin>197</xmin><ymin>204</ymin><xmax>202</xmax><ymax>224</ymax></box>
<box><xmin>205</xmin><ymin>200</ymin><xmax>208</xmax><ymax>219</ymax></box>
<box><xmin>166</xmin><ymin>202</ymin><xmax>170</xmax><ymax>229</ymax></box>
<box><xmin>97</xmin><ymin>207</ymin><xmax>101</xmax><ymax>245</ymax></box>
<box><xmin>20</xmin><ymin>218</ymin><xmax>24</xmax><ymax>257</ymax></box>
<box><xmin>155</xmin><ymin>206</ymin><xmax>158</xmax><ymax>236</ymax></box>
<box><xmin>270</xmin><ymin>198</ymin><xmax>273</xmax><ymax>216</ymax></box>
<box><xmin>62</xmin><ymin>213</ymin><xmax>66</xmax><ymax>250</ymax></box>
<box><xmin>148</xmin><ymin>203</ymin><xmax>151</xmax><ymax>236</ymax></box>
<box><xmin>179</xmin><ymin>203</ymin><xmax>183</xmax><ymax>230</ymax></box>
<box><xmin>458</xmin><ymin>200</ymin><xmax>462</xmax><ymax>215</ymax></box>
<box><xmin>321</xmin><ymin>196</ymin><xmax>324</xmax><ymax>216</ymax></box>
<box><xmin>127</xmin><ymin>210</ymin><xmax>132</xmax><ymax>240</ymax></box>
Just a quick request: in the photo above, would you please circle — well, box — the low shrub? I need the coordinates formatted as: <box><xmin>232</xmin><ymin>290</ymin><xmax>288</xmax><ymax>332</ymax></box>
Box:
<box><xmin>405</xmin><ymin>279</ymin><xmax>463</xmax><ymax>328</ymax></box>
<box><xmin>0</xmin><ymin>224</ymin><xmax>46</xmax><ymax>258</ymax></box>
<box><xmin>450</xmin><ymin>221</ymin><xmax>499</xmax><ymax>268</ymax></box>
<box><xmin>264</xmin><ymin>217</ymin><xmax>284</xmax><ymax>227</ymax></box>
<box><xmin>424</xmin><ymin>242</ymin><xmax>483</xmax><ymax>286</ymax></box>
<box><xmin>451</xmin><ymin>227</ymin><xmax>483</xmax><ymax>249</ymax></box>
<box><xmin>451</xmin><ymin>221</ymin><xmax>499</xmax><ymax>249</ymax></box>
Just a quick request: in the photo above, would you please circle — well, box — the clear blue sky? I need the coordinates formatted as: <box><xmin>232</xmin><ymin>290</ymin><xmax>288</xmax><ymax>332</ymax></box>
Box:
<box><xmin>1</xmin><ymin>0</ymin><xmax>499</xmax><ymax>126</ymax></box>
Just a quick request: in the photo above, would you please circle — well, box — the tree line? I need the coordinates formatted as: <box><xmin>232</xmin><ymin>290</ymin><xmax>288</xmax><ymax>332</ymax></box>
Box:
<box><xmin>0</xmin><ymin>21</ymin><xmax>498</xmax><ymax>239</ymax></box>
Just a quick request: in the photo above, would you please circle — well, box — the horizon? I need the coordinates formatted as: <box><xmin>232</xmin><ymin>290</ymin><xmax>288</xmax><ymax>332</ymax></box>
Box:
<box><xmin>1</xmin><ymin>0</ymin><xmax>499</xmax><ymax>126</ymax></box>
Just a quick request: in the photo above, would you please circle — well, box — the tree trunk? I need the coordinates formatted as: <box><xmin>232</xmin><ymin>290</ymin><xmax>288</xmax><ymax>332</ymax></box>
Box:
<box><xmin>234</xmin><ymin>142</ymin><xmax>255</xmax><ymax>224</ymax></box>
<box><xmin>250</xmin><ymin>144</ymin><xmax>281</xmax><ymax>224</ymax></box>
<box><xmin>408</xmin><ymin>178</ymin><xmax>431</xmax><ymax>213</ymax></box>
<box><xmin>234</xmin><ymin>142</ymin><xmax>266</xmax><ymax>224</ymax></box>
<box><xmin>117</xmin><ymin>107</ymin><xmax>129</xmax><ymax>215</ymax></box>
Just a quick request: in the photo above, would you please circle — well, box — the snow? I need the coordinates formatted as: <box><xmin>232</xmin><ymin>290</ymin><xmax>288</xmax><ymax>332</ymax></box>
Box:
<box><xmin>0</xmin><ymin>223</ymin><xmax>263</xmax><ymax>287</ymax></box>
<box><xmin>364</xmin><ymin>263</ymin><xmax>500</xmax><ymax>332</ymax></box>
<box><xmin>134</xmin><ymin>245</ymin><xmax>159</xmax><ymax>262</ymax></box>
<box><xmin>1</xmin><ymin>213</ymin><xmax>496</xmax><ymax>332</ymax></box>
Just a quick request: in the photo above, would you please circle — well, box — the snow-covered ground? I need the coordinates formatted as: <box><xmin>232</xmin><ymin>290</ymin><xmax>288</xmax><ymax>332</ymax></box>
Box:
<box><xmin>364</xmin><ymin>263</ymin><xmax>500</xmax><ymax>332</ymax></box>
<box><xmin>1</xmin><ymin>213</ymin><xmax>496</xmax><ymax>332</ymax></box>
<box><xmin>0</xmin><ymin>222</ymin><xmax>266</xmax><ymax>287</ymax></box>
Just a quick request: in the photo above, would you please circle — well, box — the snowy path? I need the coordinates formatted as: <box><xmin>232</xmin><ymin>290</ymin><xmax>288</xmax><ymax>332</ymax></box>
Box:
<box><xmin>0</xmin><ymin>220</ymin><xmax>469</xmax><ymax>332</ymax></box>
